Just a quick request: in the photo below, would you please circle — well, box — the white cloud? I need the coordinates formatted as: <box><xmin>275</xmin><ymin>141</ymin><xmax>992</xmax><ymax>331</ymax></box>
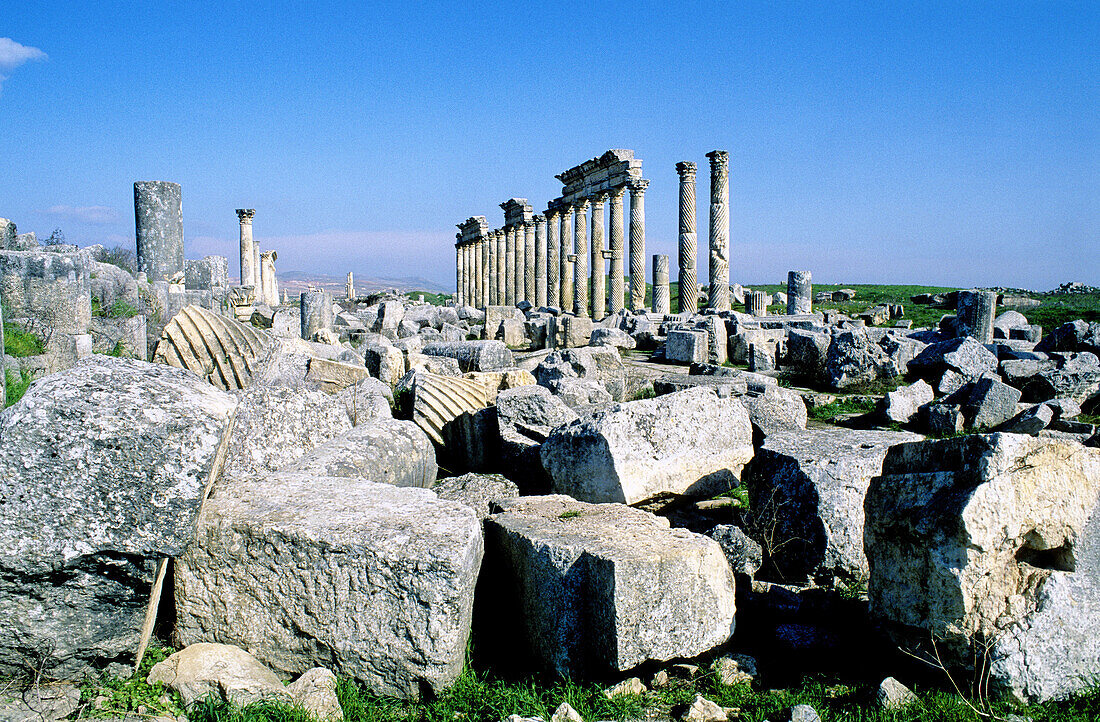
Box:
<box><xmin>41</xmin><ymin>205</ymin><xmax>120</xmax><ymax>225</ymax></box>
<box><xmin>0</xmin><ymin>37</ymin><xmax>46</xmax><ymax>92</ymax></box>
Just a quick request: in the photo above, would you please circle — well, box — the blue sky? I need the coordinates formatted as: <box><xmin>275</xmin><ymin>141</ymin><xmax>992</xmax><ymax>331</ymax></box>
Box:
<box><xmin>1</xmin><ymin>2</ymin><xmax>1096</xmax><ymax>290</ymax></box>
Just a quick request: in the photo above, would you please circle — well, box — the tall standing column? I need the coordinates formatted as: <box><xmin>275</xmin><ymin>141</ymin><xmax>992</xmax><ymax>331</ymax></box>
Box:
<box><xmin>515</xmin><ymin>224</ymin><xmax>526</xmax><ymax>304</ymax></box>
<box><xmin>534</xmin><ymin>215</ymin><xmax>547</xmax><ymax>308</ymax></box>
<box><xmin>628</xmin><ymin>179</ymin><xmax>650</xmax><ymax>311</ymax></box>
<box><xmin>608</xmin><ymin>186</ymin><xmax>626</xmax><ymax>314</ymax></box>
<box><xmin>455</xmin><ymin>242</ymin><xmax>464</xmax><ymax>306</ymax></box>
<box><xmin>480</xmin><ymin>235</ymin><xmax>489</xmax><ymax>307</ymax></box>
<box><xmin>676</xmin><ymin>162</ymin><xmax>698</xmax><ymax>315</ymax></box>
<box><xmin>524</xmin><ymin>221</ymin><xmax>536</xmax><ymax>305</ymax></box>
<box><xmin>260</xmin><ymin>250</ymin><xmax>279</xmax><ymax>306</ymax></box>
<box><xmin>590</xmin><ymin>192</ymin><xmax>606</xmax><ymax>319</ymax></box>
<box><xmin>706</xmin><ymin>150</ymin><xmax>730</xmax><ymax>311</ymax></box>
<box><xmin>560</xmin><ymin>206</ymin><xmax>574</xmax><ymax>312</ymax></box>
<box><xmin>505</xmin><ymin>226</ymin><xmax>517</xmax><ymax>306</ymax></box>
<box><xmin>134</xmin><ymin>181</ymin><xmax>184</xmax><ymax>283</ymax></box>
<box><xmin>546</xmin><ymin>210</ymin><xmax>560</xmax><ymax>308</ymax></box>
<box><xmin>236</xmin><ymin>208</ymin><xmax>256</xmax><ymax>287</ymax></box>
<box><xmin>495</xmin><ymin>229</ymin><xmax>507</xmax><ymax>306</ymax></box>
<box><xmin>573</xmin><ymin>199</ymin><xmax>589</xmax><ymax>317</ymax></box>
<box><xmin>653</xmin><ymin>254</ymin><xmax>670</xmax><ymax>314</ymax></box>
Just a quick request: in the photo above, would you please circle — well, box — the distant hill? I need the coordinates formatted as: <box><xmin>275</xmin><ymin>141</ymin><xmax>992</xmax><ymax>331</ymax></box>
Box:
<box><xmin>273</xmin><ymin>270</ymin><xmax>450</xmax><ymax>296</ymax></box>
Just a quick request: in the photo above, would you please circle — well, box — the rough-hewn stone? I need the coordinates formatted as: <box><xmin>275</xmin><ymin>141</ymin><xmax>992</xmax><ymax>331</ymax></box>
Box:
<box><xmin>284</xmin><ymin>419</ymin><xmax>436</xmax><ymax>488</ymax></box>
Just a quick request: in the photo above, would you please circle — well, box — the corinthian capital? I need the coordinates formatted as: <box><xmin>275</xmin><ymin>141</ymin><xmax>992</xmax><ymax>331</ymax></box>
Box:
<box><xmin>236</xmin><ymin>208</ymin><xmax>256</xmax><ymax>223</ymax></box>
<box><xmin>628</xmin><ymin>178</ymin><xmax>650</xmax><ymax>195</ymax></box>
<box><xmin>676</xmin><ymin>161</ymin><xmax>697</xmax><ymax>180</ymax></box>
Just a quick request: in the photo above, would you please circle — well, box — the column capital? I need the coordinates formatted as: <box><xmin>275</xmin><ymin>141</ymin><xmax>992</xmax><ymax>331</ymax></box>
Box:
<box><xmin>590</xmin><ymin>190</ymin><xmax>609</xmax><ymax>205</ymax></box>
<box><xmin>676</xmin><ymin>161</ymin><xmax>697</xmax><ymax>180</ymax></box>
<box><xmin>609</xmin><ymin>185</ymin><xmax>627</xmax><ymax>201</ymax></box>
<box><xmin>574</xmin><ymin>198</ymin><xmax>591</xmax><ymax>212</ymax></box>
<box><xmin>236</xmin><ymin>208</ymin><xmax>255</xmax><ymax>223</ymax></box>
<box><xmin>628</xmin><ymin>178</ymin><xmax>650</xmax><ymax>195</ymax></box>
<box><xmin>532</xmin><ymin>214</ymin><xmax>546</xmax><ymax>224</ymax></box>
<box><xmin>706</xmin><ymin>149</ymin><xmax>729</xmax><ymax>166</ymax></box>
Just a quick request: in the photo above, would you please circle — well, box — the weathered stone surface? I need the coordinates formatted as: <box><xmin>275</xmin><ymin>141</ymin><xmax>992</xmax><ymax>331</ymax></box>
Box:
<box><xmin>1020</xmin><ymin>352</ymin><xmax>1100</xmax><ymax>403</ymax></box>
<box><xmin>965</xmin><ymin>377</ymin><xmax>1023</xmax><ymax>429</ymax></box>
<box><xmin>284</xmin><ymin>419</ymin><xmax>436</xmax><ymax>488</ymax></box>
<box><xmin>909</xmin><ymin>336</ymin><xmax>998</xmax><ymax>385</ymax></box>
<box><xmin>551</xmin><ymin>378</ymin><xmax>613</xmax><ymax>408</ymax></box>
<box><xmin>422</xmin><ymin>340</ymin><xmax>514</xmax><ymax>372</ymax></box>
<box><xmin>221</xmin><ymin>384</ymin><xmax>353</xmax><ymax>479</ymax></box>
<box><xmin>175</xmin><ymin>472</ymin><xmax>484</xmax><ymax>699</ymax></box>
<box><xmin>483</xmin><ymin>495</ymin><xmax>736</xmax><ymax>677</ymax></box>
<box><xmin>533</xmin><ymin>346</ymin><xmax>627</xmax><ymax>402</ymax></box>
<box><xmin>304</xmin><ymin>356</ymin><xmax>373</xmax><ymax>392</ymax></box>
<box><xmin>590</xmin><ymin>327</ymin><xmax>636</xmax><ymax>349</ymax></box>
<box><xmin>824</xmin><ymin>330</ymin><xmax>898</xmax><ymax>390</ymax></box>
<box><xmin>363</xmin><ymin>343</ymin><xmax>406</xmax><ymax>388</ymax></box>
<box><xmin>652</xmin><ymin>373</ymin><xmax>748</xmax><ymax>398</ymax></box>
<box><xmin>926</xmin><ymin>403</ymin><xmax>965</xmax><ymax>435</ymax></box>
<box><xmin>153</xmin><ymin>305</ymin><xmax>275</xmax><ymax>390</ymax></box>
<box><xmin>0</xmin><ymin>357</ymin><xmax>237</xmax><ymax>677</ymax></box>
<box><xmin>738</xmin><ymin>383</ymin><xmax>807</xmax><ymax>433</ymax></box>
<box><xmin>681</xmin><ymin>694</ymin><xmax>726</xmax><ymax>722</ymax></box>
<box><xmin>0</xmin><ymin>249</ymin><xmax>92</xmax><ymax>334</ymax></box>
<box><xmin>495</xmin><ymin>385</ymin><xmax>578</xmax><ymax>485</ymax></box>
<box><xmin>541</xmin><ymin>387</ymin><xmax>754</xmax><ymax>505</ymax></box>
<box><xmin>0</xmin><ymin>683</ymin><xmax>80</xmax><ymax>722</ymax></box>
<box><xmin>707</xmin><ymin>525</ymin><xmax>763</xmax><ymax>578</ymax></box>
<box><xmin>666</xmin><ymin>328</ymin><xmax>708</xmax><ymax>364</ymax></box>
<box><xmin>147</xmin><ymin>643</ymin><xmax>292</xmax><ymax>707</ymax></box>
<box><xmin>785</xmin><ymin>328</ymin><xmax>830</xmax><ymax>383</ymax></box>
<box><xmin>1036</xmin><ymin>320</ymin><xmax>1100</xmax><ymax>357</ymax></box>
<box><xmin>876</xmin><ymin>677</ymin><xmax>917</xmax><ymax>710</ymax></box>
<box><xmin>286</xmin><ymin>667</ymin><xmax>343</xmax><ymax>721</ymax></box>
<box><xmin>998</xmin><ymin>403</ymin><xmax>1056</xmax><ymax>435</ymax></box>
<box><xmin>879</xmin><ymin>379</ymin><xmax>934</xmax><ymax>424</ymax></box>
<box><xmin>866</xmin><ymin>433</ymin><xmax>1100</xmax><ymax>701</ymax></box>
<box><xmin>433</xmin><ymin>473</ymin><xmax>519</xmax><ymax>521</ymax></box>
<box><xmin>134</xmin><ymin>181</ymin><xmax>184</xmax><ymax>283</ymax></box>
<box><xmin>744</xmin><ymin>427</ymin><xmax>921</xmax><ymax>585</ymax></box>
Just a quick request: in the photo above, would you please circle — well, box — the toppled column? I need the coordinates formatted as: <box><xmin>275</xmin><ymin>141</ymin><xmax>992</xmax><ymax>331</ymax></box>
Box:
<box><xmin>300</xmin><ymin>290</ymin><xmax>333</xmax><ymax>340</ymax></box>
<box><xmin>628</xmin><ymin>179</ymin><xmax>649</xmax><ymax>311</ymax></box>
<box><xmin>746</xmin><ymin>290</ymin><xmax>767</xmax><ymax>317</ymax></box>
<box><xmin>546</xmin><ymin>208</ymin><xmax>560</xmax><ymax>308</ymax></box>
<box><xmin>346</xmin><ymin>272</ymin><xmax>355</xmax><ymax>300</ymax></box>
<box><xmin>956</xmin><ymin>290</ymin><xmax>996</xmax><ymax>343</ymax></box>
<box><xmin>590</xmin><ymin>192</ymin><xmax>606</xmax><ymax>319</ymax></box>
<box><xmin>676</xmin><ymin>162</ymin><xmax>698</xmax><ymax>315</ymax></box>
<box><xmin>607</xmin><ymin>186</ymin><xmax>626</xmax><ymax>314</ymax></box>
<box><xmin>706</xmin><ymin>151</ymin><xmax>730</xmax><ymax>311</ymax></box>
<box><xmin>134</xmin><ymin>181</ymin><xmax>184</xmax><ymax>282</ymax></box>
<box><xmin>237</xmin><ymin>208</ymin><xmax>256</xmax><ymax>287</ymax></box>
<box><xmin>533</xmin><ymin>215</ymin><xmax>547</xmax><ymax>308</ymax></box>
<box><xmin>786</xmin><ymin>270</ymin><xmax>812</xmax><ymax>315</ymax></box>
<box><xmin>505</xmin><ymin>227</ymin><xmax>517</xmax><ymax>306</ymax></box>
<box><xmin>652</xmin><ymin>254</ymin><xmax>670</xmax><ymax>315</ymax></box>
<box><xmin>573</xmin><ymin>199</ymin><xmax>589</xmax><ymax>317</ymax></box>
<box><xmin>559</xmin><ymin>207</ymin><xmax>574</xmax><ymax>311</ymax></box>
<box><xmin>260</xmin><ymin>251</ymin><xmax>279</xmax><ymax>306</ymax></box>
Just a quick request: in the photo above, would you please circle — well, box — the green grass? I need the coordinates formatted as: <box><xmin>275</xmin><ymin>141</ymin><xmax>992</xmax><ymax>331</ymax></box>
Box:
<box><xmin>1017</xmin><ymin>291</ymin><xmax>1100</xmax><ymax>333</ymax></box>
<box><xmin>629</xmin><ymin>386</ymin><xmax>656</xmax><ymax>401</ymax></box>
<box><xmin>407</xmin><ymin>291</ymin><xmax>450</xmax><ymax>306</ymax></box>
<box><xmin>808</xmin><ymin>396</ymin><xmax>878</xmax><ymax>421</ymax></box>
<box><xmin>79</xmin><ymin>644</ymin><xmax>185</xmax><ymax>719</ymax></box>
<box><xmin>558</xmin><ymin>510</ymin><xmax>582</xmax><ymax>519</ymax></box>
<box><xmin>4</xmin><ymin>368</ymin><xmax>34</xmax><ymax>408</ymax></box>
<box><xmin>3</xmin><ymin>320</ymin><xmax>46</xmax><ymax>357</ymax></box>
<box><xmin>92</xmin><ymin>296</ymin><xmax>140</xmax><ymax>319</ymax></box>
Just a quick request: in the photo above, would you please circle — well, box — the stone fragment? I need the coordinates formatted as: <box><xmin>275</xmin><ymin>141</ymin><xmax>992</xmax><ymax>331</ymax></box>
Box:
<box><xmin>824</xmin><ymin>330</ymin><xmax>898</xmax><ymax>390</ymax></box>
<box><xmin>550</xmin><ymin>378</ymin><xmax>613</xmax><ymax>408</ymax></box>
<box><xmin>286</xmin><ymin>668</ymin><xmax>343</xmax><ymax>721</ymax></box>
<box><xmin>909</xmin><ymin>336</ymin><xmax>998</xmax><ymax>386</ymax></box>
<box><xmin>786</xmin><ymin>328</ymin><xmax>830</xmax><ymax>383</ymax></box>
<box><xmin>0</xmin><ymin>357</ymin><xmax>237</xmax><ymax>677</ymax></box>
<box><xmin>304</xmin><ymin>356</ymin><xmax>373</xmax><ymax>392</ymax></box>
<box><xmin>433</xmin><ymin>473</ymin><xmax>520</xmax><ymax>521</ymax></box>
<box><xmin>175</xmin><ymin>473</ymin><xmax>483</xmax><ymax>699</ymax></box>
<box><xmin>284</xmin><ymin>419</ymin><xmax>436</xmax><ymax>488</ymax></box>
<box><xmin>422</xmin><ymin>340</ymin><xmax>514</xmax><ymax>372</ymax></box>
<box><xmin>865</xmin><ymin>433</ymin><xmax>1100</xmax><ymax>701</ymax></box>
<box><xmin>707</xmin><ymin>525</ymin><xmax>763</xmax><ymax>577</ymax></box>
<box><xmin>788</xmin><ymin>705</ymin><xmax>822</xmax><ymax>722</ymax></box>
<box><xmin>997</xmin><ymin>403</ymin><xmax>1055</xmax><ymax>435</ymax></box>
<box><xmin>300</xmin><ymin>290</ymin><xmax>334</xmax><ymax>341</ymax></box>
<box><xmin>589</xmin><ymin>327</ymin><xmax>636</xmax><ymax>349</ymax></box>
<box><xmin>485</xmin><ymin>496</ymin><xmax>735</xmax><ymax>678</ymax></box>
<box><xmin>550</xmin><ymin>702</ymin><xmax>583</xmax><ymax>722</ymax></box>
<box><xmin>876</xmin><ymin>677</ymin><xmax>917</xmax><ymax>710</ymax></box>
<box><xmin>603</xmin><ymin>678</ymin><xmax>647</xmax><ymax>698</ymax></box>
<box><xmin>0</xmin><ymin>249</ymin><xmax>93</xmax><ymax>334</ymax></box>
<box><xmin>666</xmin><ymin>328</ymin><xmax>709</xmax><ymax>364</ymax></box>
<box><xmin>541</xmin><ymin>387</ymin><xmax>754</xmax><ymax>504</ymax></box>
<box><xmin>0</xmin><ymin>684</ymin><xmax>80</xmax><ymax>722</ymax></box>
<box><xmin>713</xmin><ymin>654</ymin><xmax>758</xmax><ymax>687</ymax></box>
<box><xmin>534</xmin><ymin>346</ymin><xmax>627</xmax><ymax>402</ymax></box>
<box><xmin>1021</xmin><ymin>352</ymin><xmax>1100</xmax><ymax>403</ymax></box>
<box><xmin>363</xmin><ymin>343</ymin><xmax>406</xmax><ymax>388</ymax></box>
<box><xmin>926</xmin><ymin>404</ymin><xmax>964</xmax><ymax>436</ymax></box>
<box><xmin>965</xmin><ymin>376</ymin><xmax>1023</xmax><ymax>429</ymax></box>
<box><xmin>879</xmin><ymin>379</ymin><xmax>934</xmax><ymax>424</ymax></box>
<box><xmin>147</xmin><ymin>643</ymin><xmax>291</xmax><ymax>707</ymax></box>
<box><xmin>653</xmin><ymin>373</ymin><xmax>749</xmax><ymax>398</ymax></box>
<box><xmin>744</xmin><ymin>428</ymin><xmax>921</xmax><ymax>585</ymax></box>
<box><xmin>738</xmin><ymin>383</ymin><xmax>807</xmax><ymax>433</ymax></box>
<box><xmin>495</xmin><ymin>385</ymin><xmax>578</xmax><ymax>485</ymax></box>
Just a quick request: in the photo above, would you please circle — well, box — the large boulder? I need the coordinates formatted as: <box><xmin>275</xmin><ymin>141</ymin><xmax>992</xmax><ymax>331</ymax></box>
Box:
<box><xmin>534</xmin><ymin>346</ymin><xmax>627</xmax><ymax>402</ymax></box>
<box><xmin>865</xmin><ymin>433</ymin><xmax>1100</xmax><ymax>702</ymax></box>
<box><xmin>823</xmin><ymin>330</ymin><xmax>899</xmax><ymax>390</ymax></box>
<box><xmin>284</xmin><ymin>418</ymin><xmax>437</xmax><ymax>487</ymax></box>
<box><xmin>1019</xmin><ymin>352</ymin><xmax>1100</xmax><ymax>403</ymax></box>
<box><xmin>744</xmin><ymin>427</ymin><xmax>922</xmax><ymax>585</ymax></box>
<box><xmin>540</xmin><ymin>387</ymin><xmax>754</xmax><ymax>505</ymax></box>
<box><xmin>174</xmin><ymin>472</ymin><xmax>483</xmax><ymax>699</ymax></box>
<box><xmin>482</xmin><ymin>495</ymin><xmax>736</xmax><ymax>677</ymax></box>
<box><xmin>908</xmin><ymin>336</ymin><xmax>998</xmax><ymax>388</ymax></box>
<box><xmin>0</xmin><ymin>357</ymin><xmax>237</xmax><ymax>677</ymax></box>
<box><xmin>494</xmin><ymin>385</ymin><xmax>578</xmax><ymax>489</ymax></box>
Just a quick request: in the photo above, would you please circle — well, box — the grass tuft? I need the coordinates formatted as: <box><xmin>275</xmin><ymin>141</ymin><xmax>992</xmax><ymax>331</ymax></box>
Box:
<box><xmin>4</xmin><ymin>368</ymin><xmax>34</xmax><ymax>407</ymax></box>
<box><xmin>807</xmin><ymin>396</ymin><xmax>877</xmax><ymax>421</ymax></box>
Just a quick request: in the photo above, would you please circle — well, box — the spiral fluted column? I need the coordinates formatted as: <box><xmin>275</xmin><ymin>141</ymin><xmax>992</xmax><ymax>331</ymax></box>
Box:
<box><xmin>573</xmin><ymin>199</ymin><xmax>589</xmax><ymax>317</ymax></box>
<box><xmin>676</xmin><ymin>161</ymin><xmax>698</xmax><ymax>315</ymax></box>
<box><xmin>559</xmin><ymin>206</ymin><xmax>574</xmax><ymax>312</ymax></box>
<box><xmin>495</xmin><ymin>229</ymin><xmax>506</xmax><ymax>306</ymax></box>
<box><xmin>524</xmin><ymin>221</ymin><xmax>535</xmax><ymax>305</ymax></box>
<box><xmin>608</xmin><ymin>186</ymin><xmax>626</xmax><ymax>314</ymax></box>
<box><xmin>534</xmin><ymin>215</ymin><xmax>547</xmax><ymax>308</ymax></box>
<box><xmin>546</xmin><ymin>209</ymin><xmax>560</xmax><ymax>308</ymax></box>
<box><xmin>589</xmin><ymin>192</ymin><xmax>607</xmax><ymax>319</ymax></box>
<box><xmin>706</xmin><ymin>150</ymin><xmax>730</xmax><ymax>311</ymax></box>
<box><xmin>628</xmin><ymin>179</ymin><xmax>649</xmax><ymax>311</ymax></box>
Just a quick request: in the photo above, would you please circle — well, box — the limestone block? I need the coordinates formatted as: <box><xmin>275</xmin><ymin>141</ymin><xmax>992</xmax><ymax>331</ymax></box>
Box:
<box><xmin>744</xmin><ymin>427</ymin><xmax>921</xmax><ymax>585</ymax></box>
<box><xmin>396</xmin><ymin>368</ymin><xmax>494</xmax><ymax>446</ymax></box>
<box><xmin>483</xmin><ymin>495</ymin><xmax>736</xmax><ymax>677</ymax></box>
<box><xmin>998</xmin><ymin>403</ymin><xmax>1056</xmax><ymax>435</ymax></box>
<box><xmin>866</xmin><ymin>434</ymin><xmax>1100</xmax><ymax>701</ymax></box>
<box><xmin>879</xmin><ymin>379</ymin><xmax>934</xmax><ymax>424</ymax></box>
<box><xmin>666</xmin><ymin>328</ymin><xmax>708</xmax><ymax>364</ymax></box>
<box><xmin>90</xmin><ymin>259</ymin><xmax>139</xmax><ymax>311</ymax></box>
<box><xmin>500</xmin><ymin>317</ymin><xmax>526</xmax><ymax>347</ymax></box>
<box><xmin>589</xmin><ymin>327</ymin><xmax>636</xmax><ymax>349</ymax></box>
<box><xmin>549</xmin><ymin>378</ymin><xmax>613</xmax><ymax>408</ymax></box>
<box><xmin>174</xmin><ymin>472</ymin><xmax>483</xmax><ymax>699</ymax></box>
<box><xmin>652</xmin><ymin>373</ymin><xmax>748</xmax><ymax>398</ymax></box>
<box><xmin>965</xmin><ymin>376</ymin><xmax>1023</xmax><ymax>429</ymax></box>
<box><xmin>495</xmin><ymin>385</ymin><xmax>578</xmax><ymax>490</ymax></box>
<box><xmin>1020</xmin><ymin>352</ymin><xmax>1100</xmax><ymax>403</ymax></box>
<box><xmin>927</xmin><ymin>403</ymin><xmax>965</xmax><ymax>435</ymax></box>
<box><xmin>284</xmin><ymin>419</ymin><xmax>437</xmax><ymax>488</ymax></box>
<box><xmin>0</xmin><ymin>356</ymin><xmax>237</xmax><ymax>677</ymax></box>
<box><xmin>373</xmin><ymin>299</ymin><xmax>405</xmax><ymax>332</ymax></box>
<box><xmin>185</xmin><ymin>256</ymin><xmax>229</xmax><ymax>291</ymax></box>
<box><xmin>540</xmin><ymin>387</ymin><xmax>754</xmax><ymax>505</ymax></box>
<box><xmin>0</xmin><ymin>249</ymin><xmax>92</xmax><ymax>334</ymax></box>
<box><xmin>703</xmin><ymin>316</ymin><xmax>728</xmax><ymax>365</ymax></box>
<box><xmin>433</xmin><ymin>473</ymin><xmax>520</xmax><ymax>521</ymax></box>
<box><xmin>824</xmin><ymin>330</ymin><xmax>899</xmax><ymax>390</ymax></box>
<box><xmin>908</xmin><ymin>336</ymin><xmax>999</xmax><ymax>387</ymax></box>
<box><xmin>533</xmin><ymin>346</ymin><xmax>627</xmax><ymax>402</ymax></box>
<box><xmin>422</xmin><ymin>340</ymin><xmax>514</xmax><ymax>372</ymax></box>
<box><xmin>707</xmin><ymin>524</ymin><xmax>763</xmax><ymax>577</ymax></box>
<box><xmin>363</xmin><ymin>343</ymin><xmax>406</xmax><ymax>388</ymax></box>
<box><xmin>304</xmin><ymin>356</ymin><xmax>373</xmax><ymax>392</ymax></box>
<box><xmin>738</xmin><ymin>383</ymin><xmax>807</xmax><ymax>433</ymax></box>
<box><xmin>153</xmin><ymin>305</ymin><xmax>274</xmax><ymax>390</ymax></box>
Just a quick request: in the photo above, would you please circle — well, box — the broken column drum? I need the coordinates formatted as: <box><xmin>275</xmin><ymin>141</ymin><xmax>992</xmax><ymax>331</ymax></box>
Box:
<box><xmin>236</xmin><ymin>208</ymin><xmax>256</xmax><ymax>288</ymax></box>
<box><xmin>628</xmin><ymin>179</ymin><xmax>649</xmax><ymax>311</ymax></box>
<box><xmin>787</xmin><ymin>270</ymin><xmax>812</xmax><ymax>315</ymax></box>
<box><xmin>300</xmin><ymin>290</ymin><xmax>333</xmax><ymax>340</ymax></box>
<box><xmin>559</xmin><ymin>207</ymin><xmax>574</xmax><ymax>311</ymax></box>
<box><xmin>573</xmin><ymin>199</ymin><xmax>589</xmax><ymax>317</ymax></box>
<box><xmin>260</xmin><ymin>251</ymin><xmax>278</xmax><ymax>306</ymax></box>
<box><xmin>134</xmin><ymin>180</ymin><xmax>184</xmax><ymax>283</ymax></box>
<box><xmin>746</xmin><ymin>290</ymin><xmax>767</xmax><ymax>317</ymax></box>
<box><xmin>608</xmin><ymin>186</ymin><xmax>626</xmax><ymax>314</ymax></box>
<box><xmin>546</xmin><ymin>208</ymin><xmax>560</xmax><ymax>307</ymax></box>
<box><xmin>706</xmin><ymin>151</ymin><xmax>730</xmax><ymax>311</ymax></box>
<box><xmin>590</xmin><ymin>192</ymin><xmax>607</xmax><ymax>319</ymax></box>
<box><xmin>956</xmin><ymin>290</ymin><xmax>997</xmax><ymax>344</ymax></box>
<box><xmin>676</xmin><ymin>161</ymin><xmax>698</xmax><ymax>315</ymax></box>
<box><xmin>653</xmin><ymin>254</ymin><xmax>670</xmax><ymax>315</ymax></box>
<box><xmin>534</xmin><ymin>215</ymin><xmax>547</xmax><ymax>308</ymax></box>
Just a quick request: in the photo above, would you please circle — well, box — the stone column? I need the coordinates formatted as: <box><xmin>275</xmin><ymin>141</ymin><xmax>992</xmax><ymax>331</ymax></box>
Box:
<box><xmin>628</xmin><ymin>179</ymin><xmax>650</xmax><ymax>311</ymax></box>
<box><xmin>134</xmin><ymin>181</ymin><xmax>184</xmax><ymax>283</ymax></box>
<box><xmin>300</xmin><ymin>290</ymin><xmax>333</xmax><ymax>340</ymax></box>
<box><xmin>534</xmin><ymin>215</ymin><xmax>547</xmax><ymax>308</ymax></box>
<box><xmin>787</xmin><ymin>271</ymin><xmax>812</xmax><ymax>315</ymax></box>
<box><xmin>573</xmin><ymin>199</ymin><xmax>589</xmax><ymax>317</ymax></box>
<box><xmin>560</xmin><ymin>206</ymin><xmax>574</xmax><ymax>312</ymax></box>
<box><xmin>505</xmin><ymin>227</ymin><xmax>516</xmax><ymax>306</ymax></box>
<box><xmin>607</xmin><ymin>186</ymin><xmax>626</xmax><ymax>314</ymax></box>
<box><xmin>546</xmin><ymin>210</ymin><xmax>560</xmax><ymax>308</ymax></box>
<box><xmin>496</xmin><ymin>229</ymin><xmax>507</xmax><ymax>306</ymax></box>
<box><xmin>236</xmin><ymin>208</ymin><xmax>256</xmax><ymax>287</ymax></box>
<box><xmin>254</xmin><ymin>243</ymin><xmax>261</xmax><ymax>293</ymax></box>
<box><xmin>514</xmin><ymin>224</ymin><xmax>526</xmax><ymax>304</ymax></box>
<box><xmin>466</xmin><ymin>243</ymin><xmax>474</xmax><ymax>306</ymax></box>
<box><xmin>676</xmin><ymin>162</ymin><xmax>698</xmax><ymax>315</ymax></box>
<box><xmin>653</xmin><ymin>254</ymin><xmax>670</xmax><ymax>315</ymax></box>
<box><xmin>590</xmin><ymin>192</ymin><xmax>606</xmax><ymax>319</ymax></box>
<box><xmin>346</xmin><ymin>272</ymin><xmax>355</xmax><ymax>301</ymax></box>
<box><xmin>957</xmin><ymin>290</ymin><xmax>997</xmax><ymax>343</ymax></box>
<box><xmin>706</xmin><ymin>150</ymin><xmax>730</xmax><ymax>311</ymax></box>
<box><xmin>260</xmin><ymin>250</ymin><xmax>278</xmax><ymax>306</ymax></box>
<box><xmin>480</xmin><ymin>235</ymin><xmax>490</xmax><ymax>307</ymax></box>
<box><xmin>746</xmin><ymin>290</ymin><xmax>767</xmax><ymax>317</ymax></box>
<box><xmin>524</xmin><ymin>221</ymin><xmax>536</xmax><ymax>305</ymax></box>
<box><xmin>455</xmin><ymin>242</ymin><xmax>464</xmax><ymax>306</ymax></box>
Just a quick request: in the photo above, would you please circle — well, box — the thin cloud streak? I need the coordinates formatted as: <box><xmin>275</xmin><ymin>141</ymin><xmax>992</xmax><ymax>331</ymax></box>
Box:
<box><xmin>0</xmin><ymin>37</ymin><xmax>46</xmax><ymax>92</ymax></box>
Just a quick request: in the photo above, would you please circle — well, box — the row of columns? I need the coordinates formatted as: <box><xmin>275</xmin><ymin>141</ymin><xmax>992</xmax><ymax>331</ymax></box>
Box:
<box><xmin>236</xmin><ymin>209</ymin><xmax>279</xmax><ymax>306</ymax></box>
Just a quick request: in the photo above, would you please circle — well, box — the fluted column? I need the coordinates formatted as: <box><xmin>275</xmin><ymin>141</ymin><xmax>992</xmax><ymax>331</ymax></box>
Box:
<box><xmin>534</xmin><ymin>215</ymin><xmax>547</xmax><ymax>308</ymax></box>
<box><xmin>455</xmin><ymin>241</ymin><xmax>464</xmax><ymax>306</ymax></box>
<box><xmin>515</xmin><ymin>223</ymin><xmax>526</xmax><ymax>304</ymax></box>
<box><xmin>495</xmin><ymin>229</ymin><xmax>506</xmax><ymax>306</ymax></box>
<box><xmin>706</xmin><ymin>150</ymin><xmax>730</xmax><ymax>311</ymax></box>
<box><xmin>505</xmin><ymin>226</ymin><xmax>517</xmax><ymax>306</ymax></box>
<box><xmin>237</xmin><ymin>209</ymin><xmax>255</xmax><ymax>287</ymax></box>
<box><xmin>466</xmin><ymin>244</ymin><xmax>474</xmax><ymax>306</ymax></box>
<box><xmin>546</xmin><ymin>210</ymin><xmax>560</xmax><ymax>308</ymax></box>
<box><xmin>486</xmin><ymin>232</ymin><xmax>496</xmax><ymax>305</ymax></box>
<box><xmin>676</xmin><ymin>162</ymin><xmax>698</xmax><ymax>315</ymax></box>
<box><xmin>607</xmin><ymin>186</ymin><xmax>626</xmax><ymax>314</ymax></box>
<box><xmin>590</xmin><ymin>192</ymin><xmax>607</xmax><ymax>319</ymax></box>
<box><xmin>628</xmin><ymin>179</ymin><xmax>650</xmax><ymax>311</ymax></box>
<box><xmin>524</xmin><ymin>220</ymin><xmax>535</xmax><ymax>305</ymax></box>
<box><xmin>573</xmin><ymin>199</ymin><xmax>589</xmax><ymax>316</ymax></box>
<box><xmin>560</xmin><ymin>206</ymin><xmax>574</xmax><ymax>312</ymax></box>
<box><xmin>653</xmin><ymin>254</ymin><xmax>670</xmax><ymax>314</ymax></box>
